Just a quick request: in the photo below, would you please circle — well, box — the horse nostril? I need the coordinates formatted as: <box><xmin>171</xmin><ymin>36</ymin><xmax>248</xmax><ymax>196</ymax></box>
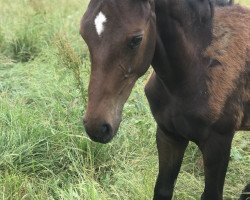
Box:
<box><xmin>100</xmin><ymin>123</ymin><xmax>111</xmax><ymax>135</ymax></box>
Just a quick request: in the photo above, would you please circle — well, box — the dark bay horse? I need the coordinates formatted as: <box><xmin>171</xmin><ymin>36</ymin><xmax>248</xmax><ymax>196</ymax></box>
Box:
<box><xmin>80</xmin><ymin>0</ymin><xmax>250</xmax><ymax>199</ymax></box>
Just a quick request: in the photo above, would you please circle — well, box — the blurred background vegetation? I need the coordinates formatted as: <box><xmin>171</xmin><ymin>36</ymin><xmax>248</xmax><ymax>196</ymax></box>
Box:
<box><xmin>0</xmin><ymin>0</ymin><xmax>249</xmax><ymax>199</ymax></box>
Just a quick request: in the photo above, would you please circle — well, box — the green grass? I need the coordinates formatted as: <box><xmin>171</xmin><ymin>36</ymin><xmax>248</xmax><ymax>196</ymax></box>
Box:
<box><xmin>236</xmin><ymin>0</ymin><xmax>250</xmax><ymax>5</ymax></box>
<box><xmin>0</xmin><ymin>0</ymin><xmax>249</xmax><ymax>199</ymax></box>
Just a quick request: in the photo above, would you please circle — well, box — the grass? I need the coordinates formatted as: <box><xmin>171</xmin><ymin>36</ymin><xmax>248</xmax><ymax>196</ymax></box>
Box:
<box><xmin>0</xmin><ymin>0</ymin><xmax>249</xmax><ymax>199</ymax></box>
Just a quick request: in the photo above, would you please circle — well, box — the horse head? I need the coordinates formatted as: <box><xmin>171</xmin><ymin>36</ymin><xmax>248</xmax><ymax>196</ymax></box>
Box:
<box><xmin>80</xmin><ymin>0</ymin><xmax>156</xmax><ymax>143</ymax></box>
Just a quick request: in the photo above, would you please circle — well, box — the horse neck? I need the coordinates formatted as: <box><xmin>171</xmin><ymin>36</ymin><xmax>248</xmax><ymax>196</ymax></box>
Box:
<box><xmin>152</xmin><ymin>0</ymin><xmax>213</xmax><ymax>91</ymax></box>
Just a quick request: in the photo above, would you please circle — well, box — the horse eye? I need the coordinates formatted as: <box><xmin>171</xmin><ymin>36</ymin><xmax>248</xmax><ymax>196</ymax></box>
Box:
<box><xmin>128</xmin><ymin>35</ymin><xmax>143</xmax><ymax>49</ymax></box>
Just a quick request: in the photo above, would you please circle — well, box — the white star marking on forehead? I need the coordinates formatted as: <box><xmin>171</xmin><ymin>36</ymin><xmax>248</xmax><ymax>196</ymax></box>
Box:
<box><xmin>94</xmin><ymin>11</ymin><xmax>107</xmax><ymax>37</ymax></box>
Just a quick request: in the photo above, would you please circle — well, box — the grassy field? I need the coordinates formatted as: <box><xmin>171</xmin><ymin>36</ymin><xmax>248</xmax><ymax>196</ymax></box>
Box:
<box><xmin>0</xmin><ymin>0</ymin><xmax>249</xmax><ymax>199</ymax></box>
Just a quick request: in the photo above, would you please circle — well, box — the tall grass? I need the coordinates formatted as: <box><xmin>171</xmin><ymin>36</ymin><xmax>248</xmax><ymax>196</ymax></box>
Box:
<box><xmin>54</xmin><ymin>33</ymin><xmax>86</xmax><ymax>104</ymax></box>
<box><xmin>0</xmin><ymin>0</ymin><xmax>249</xmax><ymax>199</ymax></box>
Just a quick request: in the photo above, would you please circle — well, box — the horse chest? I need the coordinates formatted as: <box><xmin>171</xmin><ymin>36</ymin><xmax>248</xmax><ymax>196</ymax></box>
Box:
<box><xmin>145</xmin><ymin>72</ymin><xmax>246</xmax><ymax>142</ymax></box>
<box><xmin>145</xmin><ymin>73</ymin><xmax>212</xmax><ymax>142</ymax></box>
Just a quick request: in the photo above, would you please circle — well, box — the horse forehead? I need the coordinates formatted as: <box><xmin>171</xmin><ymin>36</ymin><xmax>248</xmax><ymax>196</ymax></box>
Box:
<box><xmin>82</xmin><ymin>0</ymin><xmax>148</xmax><ymax>39</ymax></box>
<box><xmin>94</xmin><ymin>11</ymin><xmax>107</xmax><ymax>36</ymax></box>
<box><xmin>92</xmin><ymin>8</ymin><xmax>139</xmax><ymax>37</ymax></box>
<box><xmin>91</xmin><ymin>4</ymin><xmax>123</xmax><ymax>37</ymax></box>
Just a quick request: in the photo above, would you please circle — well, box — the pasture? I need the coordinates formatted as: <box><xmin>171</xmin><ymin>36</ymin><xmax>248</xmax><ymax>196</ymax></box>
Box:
<box><xmin>0</xmin><ymin>0</ymin><xmax>249</xmax><ymax>199</ymax></box>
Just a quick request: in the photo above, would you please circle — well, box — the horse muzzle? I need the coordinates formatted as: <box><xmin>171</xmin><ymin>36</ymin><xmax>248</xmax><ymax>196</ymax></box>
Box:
<box><xmin>83</xmin><ymin>115</ymin><xmax>121</xmax><ymax>144</ymax></box>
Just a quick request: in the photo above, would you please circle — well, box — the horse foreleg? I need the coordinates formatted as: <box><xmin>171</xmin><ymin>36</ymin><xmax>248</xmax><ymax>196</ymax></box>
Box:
<box><xmin>153</xmin><ymin>127</ymin><xmax>188</xmax><ymax>200</ymax></box>
<box><xmin>199</xmin><ymin>132</ymin><xmax>234</xmax><ymax>200</ymax></box>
